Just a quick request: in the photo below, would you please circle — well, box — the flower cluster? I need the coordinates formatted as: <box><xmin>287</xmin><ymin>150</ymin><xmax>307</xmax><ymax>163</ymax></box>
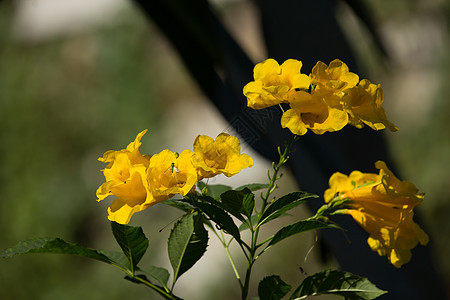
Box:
<box><xmin>324</xmin><ymin>161</ymin><xmax>429</xmax><ymax>268</ymax></box>
<box><xmin>243</xmin><ymin>59</ymin><xmax>398</xmax><ymax>135</ymax></box>
<box><xmin>97</xmin><ymin>130</ymin><xmax>253</xmax><ymax>224</ymax></box>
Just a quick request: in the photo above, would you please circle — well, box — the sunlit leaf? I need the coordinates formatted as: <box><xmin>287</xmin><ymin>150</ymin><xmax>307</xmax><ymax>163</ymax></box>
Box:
<box><xmin>242</xmin><ymin>192</ymin><xmax>255</xmax><ymax>219</ymax></box>
<box><xmin>290</xmin><ymin>270</ymin><xmax>387</xmax><ymax>299</ymax></box>
<box><xmin>220</xmin><ymin>188</ymin><xmax>255</xmax><ymax>221</ymax></box>
<box><xmin>268</xmin><ymin>220</ymin><xmax>340</xmax><ymax>248</ymax></box>
<box><xmin>1</xmin><ymin>237</ymin><xmax>113</xmax><ymax>264</ymax></box>
<box><xmin>168</xmin><ymin>212</ymin><xmax>208</xmax><ymax>282</ymax></box>
<box><xmin>111</xmin><ymin>221</ymin><xmax>149</xmax><ymax>272</ymax></box>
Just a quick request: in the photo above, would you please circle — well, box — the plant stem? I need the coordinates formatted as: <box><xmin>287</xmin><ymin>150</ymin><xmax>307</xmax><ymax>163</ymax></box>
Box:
<box><xmin>221</xmin><ymin>134</ymin><xmax>299</xmax><ymax>300</ymax></box>
<box><xmin>220</xmin><ymin>231</ymin><xmax>242</xmax><ymax>286</ymax></box>
<box><xmin>261</xmin><ymin>135</ymin><xmax>299</xmax><ymax>212</ymax></box>
<box><xmin>241</xmin><ymin>229</ymin><xmax>257</xmax><ymax>300</ymax></box>
<box><xmin>240</xmin><ymin>134</ymin><xmax>299</xmax><ymax>299</ymax></box>
<box><xmin>112</xmin><ymin>264</ymin><xmax>177</xmax><ymax>300</ymax></box>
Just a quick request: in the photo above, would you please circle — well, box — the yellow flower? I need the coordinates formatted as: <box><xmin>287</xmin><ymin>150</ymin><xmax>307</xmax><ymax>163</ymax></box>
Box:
<box><xmin>243</xmin><ymin>58</ymin><xmax>311</xmax><ymax>109</ymax></box>
<box><xmin>324</xmin><ymin>161</ymin><xmax>429</xmax><ymax>268</ymax></box>
<box><xmin>280</xmin><ymin>90</ymin><xmax>348</xmax><ymax>135</ymax></box>
<box><xmin>243</xmin><ymin>58</ymin><xmax>397</xmax><ymax>136</ymax></box>
<box><xmin>147</xmin><ymin>149</ymin><xmax>198</xmax><ymax>202</ymax></box>
<box><xmin>343</xmin><ymin>79</ymin><xmax>398</xmax><ymax>132</ymax></box>
<box><xmin>192</xmin><ymin>133</ymin><xmax>254</xmax><ymax>179</ymax></box>
<box><xmin>311</xmin><ymin>59</ymin><xmax>359</xmax><ymax>94</ymax></box>
<box><xmin>309</xmin><ymin>59</ymin><xmax>359</xmax><ymax>111</ymax></box>
<box><xmin>96</xmin><ymin>130</ymin><xmax>154</xmax><ymax>224</ymax></box>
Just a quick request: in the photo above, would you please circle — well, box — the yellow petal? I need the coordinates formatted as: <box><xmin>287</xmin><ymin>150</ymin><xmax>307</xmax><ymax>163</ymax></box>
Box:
<box><xmin>107</xmin><ymin>198</ymin><xmax>141</xmax><ymax>224</ymax></box>
<box><xmin>126</xmin><ymin>129</ymin><xmax>148</xmax><ymax>152</ymax></box>
<box><xmin>244</xmin><ymin>58</ymin><xmax>311</xmax><ymax>110</ymax></box>
<box><xmin>311</xmin><ymin>59</ymin><xmax>359</xmax><ymax>91</ymax></box>
<box><xmin>309</xmin><ymin>107</ymin><xmax>348</xmax><ymax>134</ymax></box>
<box><xmin>148</xmin><ymin>149</ymin><xmax>198</xmax><ymax>198</ymax></box>
<box><xmin>254</xmin><ymin>58</ymin><xmax>281</xmax><ymax>81</ymax></box>
<box><xmin>280</xmin><ymin>109</ymin><xmax>308</xmax><ymax>136</ymax></box>
<box><xmin>96</xmin><ymin>130</ymin><xmax>153</xmax><ymax>224</ymax></box>
<box><xmin>192</xmin><ymin>133</ymin><xmax>253</xmax><ymax>178</ymax></box>
<box><xmin>344</xmin><ymin>80</ymin><xmax>398</xmax><ymax>132</ymax></box>
<box><xmin>325</xmin><ymin>161</ymin><xmax>428</xmax><ymax>268</ymax></box>
<box><xmin>244</xmin><ymin>81</ymin><xmax>286</xmax><ymax>109</ymax></box>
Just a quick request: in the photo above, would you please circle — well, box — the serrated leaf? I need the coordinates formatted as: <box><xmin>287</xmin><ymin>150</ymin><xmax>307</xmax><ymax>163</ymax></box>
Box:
<box><xmin>258</xmin><ymin>275</ymin><xmax>291</xmax><ymax>300</ymax></box>
<box><xmin>236</xmin><ymin>183</ymin><xmax>269</xmax><ymax>192</ymax></box>
<box><xmin>242</xmin><ymin>192</ymin><xmax>255</xmax><ymax>218</ymax></box>
<box><xmin>168</xmin><ymin>212</ymin><xmax>208</xmax><ymax>282</ymax></box>
<box><xmin>1</xmin><ymin>237</ymin><xmax>113</xmax><ymax>264</ymax></box>
<box><xmin>220</xmin><ymin>188</ymin><xmax>255</xmax><ymax>221</ymax></box>
<box><xmin>197</xmin><ymin>202</ymin><xmax>241</xmax><ymax>242</ymax></box>
<box><xmin>141</xmin><ymin>265</ymin><xmax>170</xmax><ymax>288</ymax></box>
<box><xmin>268</xmin><ymin>220</ymin><xmax>340</xmax><ymax>248</ymax></box>
<box><xmin>197</xmin><ymin>182</ymin><xmax>232</xmax><ymax>199</ymax></box>
<box><xmin>259</xmin><ymin>192</ymin><xmax>317</xmax><ymax>226</ymax></box>
<box><xmin>290</xmin><ymin>270</ymin><xmax>387</xmax><ymax>300</ymax></box>
<box><xmin>111</xmin><ymin>221</ymin><xmax>149</xmax><ymax>272</ymax></box>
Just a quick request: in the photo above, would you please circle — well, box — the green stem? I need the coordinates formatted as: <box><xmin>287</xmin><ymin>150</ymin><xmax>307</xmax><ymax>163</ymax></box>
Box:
<box><xmin>220</xmin><ymin>231</ymin><xmax>242</xmax><ymax>286</ymax></box>
<box><xmin>241</xmin><ymin>229</ymin><xmax>257</xmax><ymax>300</ymax></box>
<box><xmin>241</xmin><ymin>261</ymin><xmax>254</xmax><ymax>300</ymax></box>
<box><xmin>214</xmin><ymin>134</ymin><xmax>300</xmax><ymax>300</ymax></box>
<box><xmin>132</xmin><ymin>274</ymin><xmax>175</xmax><ymax>298</ymax></box>
<box><xmin>111</xmin><ymin>263</ymin><xmax>177</xmax><ymax>299</ymax></box>
<box><xmin>239</xmin><ymin>135</ymin><xmax>299</xmax><ymax>300</ymax></box>
<box><xmin>261</xmin><ymin>135</ymin><xmax>299</xmax><ymax>211</ymax></box>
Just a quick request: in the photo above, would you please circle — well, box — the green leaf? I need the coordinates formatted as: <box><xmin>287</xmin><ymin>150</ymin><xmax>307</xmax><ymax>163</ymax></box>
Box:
<box><xmin>163</xmin><ymin>198</ymin><xmax>194</xmax><ymax>212</ymax></box>
<box><xmin>258</xmin><ymin>275</ymin><xmax>291</xmax><ymax>300</ymax></box>
<box><xmin>141</xmin><ymin>265</ymin><xmax>170</xmax><ymax>288</ymax></box>
<box><xmin>260</xmin><ymin>192</ymin><xmax>317</xmax><ymax>226</ymax></box>
<box><xmin>220</xmin><ymin>188</ymin><xmax>255</xmax><ymax>221</ymax></box>
<box><xmin>197</xmin><ymin>202</ymin><xmax>241</xmax><ymax>242</ymax></box>
<box><xmin>290</xmin><ymin>270</ymin><xmax>387</xmax><ymax>299</ymax></box>
<box><xmin>110</xmin><ymin>221</ymin><xmax>149</xmax><ymax>272</ymax></box>
<box><xmin>197</xmin><ymin>181</ymin><xmax>232</xmax><ymax>199</ymax></box>
<box><xmin>242</xmin><ymin>192</ymin><xmax>255</xmax><ymax>219</ymax></box>
<box><xmin>100</xmin><ymin>250</ymin><xmax>130</xmax><ymax>269</ymax></box>
<box><xmin>236</xmin><ymin>183</ymin><xmax>269</xmax><ymax>192</ymax></box>
<box><xmin>1</xmin><ymin>237</ymin><xmax>113</xmax><ymax>264</ymax></box>
<box><xmin>268</xmin><ymin>220</ymin><xmax>340</xmax><ymax>248</ymax></box>
<box><xmin>239</xmin><ymin>214</ymin><xmax>259</xmax><ymax>232</ymax></box>
<box><xmin>199</xmin><ymin>195</ymin><xmax>219</xmax><ymax>204</ymax></box>
<box><xmin>168</xmin><ymin>212</ymin><xmax>208</xmax><ymax>282</ymax></box>
<box><xmin>124</xmin><ymin>274</ymin><xmax>181</xmax><ymax>300</ymax></box>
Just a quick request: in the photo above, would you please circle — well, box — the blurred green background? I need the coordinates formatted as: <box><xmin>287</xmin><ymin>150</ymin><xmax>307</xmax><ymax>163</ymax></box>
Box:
<box><xmin>0</xmin><ymin>0</ymin><xmax>448</xmax><ymax>299</ymax></box>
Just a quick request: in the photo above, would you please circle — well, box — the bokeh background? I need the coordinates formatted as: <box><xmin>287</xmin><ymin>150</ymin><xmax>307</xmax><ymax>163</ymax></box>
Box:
<box><xmin>0</xmin><ymin>0</ymin><xmax>448</xmax><ymax>299</ymax></box>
